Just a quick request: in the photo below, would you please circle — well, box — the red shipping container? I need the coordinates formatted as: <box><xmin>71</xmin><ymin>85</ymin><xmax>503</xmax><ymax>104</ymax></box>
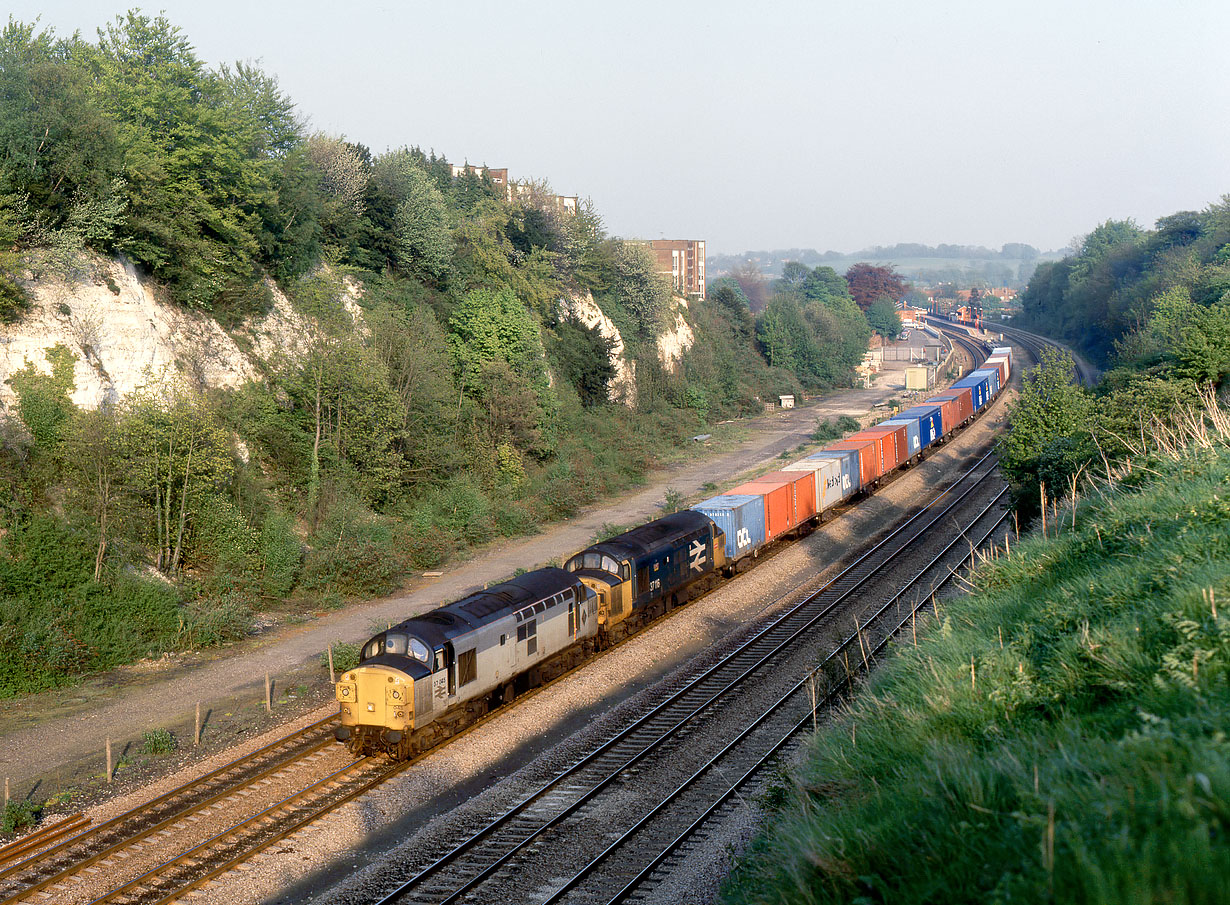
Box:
<box><xmin>825</xmin><ymin>438</ymin><xmax>882</xmax><ymax>487</ymax></box>
<box><xmin>925</xmin><ymin>394</ymin><xmax>962</xmax><ymax>436</ymax></box>
<box><xmin>852</xmin><ymin>423</ymin><xmax>907</xmax><ymax>474</ymax></box>
<box><xmin>728</xmin><ymin>477</ymin><xmax>792</xmax><ymax>541</ymax></box>
<box><xmin>748</xmin><ymin>469</ymin><xmax>818</xmax><ymax>526</ymax></box>
<box><xmin>927</xmin><ymin>387</ymin><xmax>974</xmax><ymax>427</ymax></box>
<box><xmin>985</xmin><ymin>355</ymin><xmax>1009</xmax><ymax>384</ymax></box>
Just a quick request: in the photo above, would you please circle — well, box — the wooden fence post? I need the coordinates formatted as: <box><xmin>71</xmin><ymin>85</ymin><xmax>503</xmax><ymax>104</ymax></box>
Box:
<box><xmin>195</xmin><ymin>702</ymin><xmax>201</xmax><ymax>747</ymax></box>
<box><xmin>328</xmin><ymin>645</ymin><xmax>336</xmax><ymax>684</ymax></box>
<box><xmin>105</xmin><ymin>738</ymin><xmax>112</xmax><ymax>783</ymax></box>
<box><xmin>265</xmin><ymin>674</ymin><xmax>272</xmax><ymax>713</ymax></box>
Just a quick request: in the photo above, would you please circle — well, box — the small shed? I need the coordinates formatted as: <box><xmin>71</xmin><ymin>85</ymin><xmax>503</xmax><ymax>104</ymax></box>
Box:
<box><xmin>778</xmin><ymin>394</ymin><xmax>795</xmax><ymax>409</ymax></box>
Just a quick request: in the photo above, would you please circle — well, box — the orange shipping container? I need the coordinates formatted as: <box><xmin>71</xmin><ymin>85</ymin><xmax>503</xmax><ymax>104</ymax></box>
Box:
<box><xmin>852</xmin><ymin>423</ymin><xmax>907</xmax><ymax>474</ymax></box>
<box><xmin>985</xmin><ymin>355</ymin><xmax>1009</xmax><ymax>384</ymax></box>
<box><xmin>728</xmin><ymin>476</ymin><xmax>792</xmax><ymax>541</ymax></box>
<box><xmin>825</xmin><ymin>438</ymin><xmax>882</xmax><ymax>487</ymax></box>
<box><xmin>927</xmin><ymin>386</ymin><xmax>974</xmax><ymax>427</ymax></box>
<box><xmin>751</xmin><ymin>469</ymin><xmax>819</xmax><ymax>526</ymax></box>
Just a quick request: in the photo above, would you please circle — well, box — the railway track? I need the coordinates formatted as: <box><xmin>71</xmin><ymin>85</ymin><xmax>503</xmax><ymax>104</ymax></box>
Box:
<box><xmin>993</xmin><ymin>323</ymin><xmax>1098</xmax><ymax>386</ymax></box>
<box><xmin>0</xmin><ymin>717</ymin><xmax>339</xmax><ymax>905</ymax></box>
<box><xmin>339</xmin><ymin>443</ymin><xmax>1011</xmax><ymax>905</ymax></box>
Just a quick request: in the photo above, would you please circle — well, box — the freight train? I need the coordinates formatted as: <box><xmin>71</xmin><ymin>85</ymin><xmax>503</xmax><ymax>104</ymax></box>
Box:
<box><xmin>335</xmin><ymin>348</ymin><xmax>1013</xmax><ymax>758</ymax></box>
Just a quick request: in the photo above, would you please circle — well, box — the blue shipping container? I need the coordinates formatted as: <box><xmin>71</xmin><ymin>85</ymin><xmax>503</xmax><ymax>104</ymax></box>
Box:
<box><xmin>952</xmin><ymin>373</ymin><xmax>989</xmax><ymax>410</ymax></box>
<box><xmin>805</xmin><ymin>449</ymin><xmax>861</xmax><ymax>504</ymax></box>
<box><xmin>692</xmin><ymin>494</ymin><xmax>767</xmax><ymax>562</ymax></box>
<box><xmin>895</xmin><ymin>405</ymin><xmax>943</xmax><ymax>449</ymax></box>
<box><xmin>974</xmin><ymin>366</ymin><xmax>1001</xmax><ymax>395</ymax></box>
<box><xmin>880</xmin><ymin>417</ymin><xmax>922</xmax><ymax>457</ymax></box>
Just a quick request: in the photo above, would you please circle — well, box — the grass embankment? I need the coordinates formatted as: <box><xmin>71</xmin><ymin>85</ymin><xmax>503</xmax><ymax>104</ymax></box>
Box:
<box><xmin>724</xmin><ymin>443</ymin><xmax>1230</xmax><ymax>904</ymax></box>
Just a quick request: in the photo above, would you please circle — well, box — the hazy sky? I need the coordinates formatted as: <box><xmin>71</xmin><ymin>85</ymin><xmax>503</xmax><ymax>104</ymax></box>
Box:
<box><xmin>10</xmin><ymin>0</ymin><xmax>1230</xmax><ymax>254</ymax></box>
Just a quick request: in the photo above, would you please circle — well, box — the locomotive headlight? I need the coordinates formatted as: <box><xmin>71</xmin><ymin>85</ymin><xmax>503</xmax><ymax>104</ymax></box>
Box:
<box><xmin>367</xmin><ymin>703</ymin><xmax>375</xmax><ymax>711</ymax></box>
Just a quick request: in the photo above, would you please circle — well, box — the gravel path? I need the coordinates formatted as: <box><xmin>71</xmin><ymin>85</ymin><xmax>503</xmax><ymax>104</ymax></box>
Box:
<box><xmin>0</xmin><ymin>371</ymin><xmax>921</xmax><ymax>803</ymax></box>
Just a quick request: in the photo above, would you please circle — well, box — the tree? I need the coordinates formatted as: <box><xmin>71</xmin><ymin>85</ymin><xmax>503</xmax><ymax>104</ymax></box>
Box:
<box><xmin>59</xmin><ymin>406</ymin><xmax>124</xmax><ymax>579</ymax></box>
<box><xmin>550</xmin><ymin>315</ymin><xmax>616</xmax><ymax>407</ymax></box>
<box><xmin>610</xmin><ymin>241</ymin><xmax>671</xmax><ymax>337</ymax></box>
<box><xmin>121</xmin><ymin>387</ymin><xmax>235</xmax><ymax>573</ymax></box>
<box><xmin>844</xmin><ymin>263</ymin><xmax>908</xmax><ymax>310</ymax></box>
<box><xmin>393</xmin><ymin>166</ymin><xmax>453</xmax><ymax>283</ymax></box>
<box><xmin>998</xmin><ymin>348</ymin><xmax>1091</xmax><ymax>500</ymax></box>
<box><xmin>865</xmin><ymin>297</ymin><xmax>902</xmax><ymax>337</ymax></box>
<box><xmin>449</xmin><ymin>286</ymin><xmax>548</xmax><ymax>397</ymax></box>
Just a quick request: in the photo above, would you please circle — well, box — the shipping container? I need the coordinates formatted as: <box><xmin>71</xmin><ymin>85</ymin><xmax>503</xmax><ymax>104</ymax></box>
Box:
<box><xmin>805</xmin><ymin>449</ymin><xmax>861</xmax><ymax>505</ymax></box>
<box><xmin>879</xmin><ymin>416</ymin><xmax>922</xmax><ymax>458</ymax></box>
<box><xmin>992</xmin><ymin>345</ymin><xmax>1012</xmax><ymax>363</ymax></box>
<box><xmin>760</xmin><ymin>468</ymin><xmax>818</xmax><ymax>525</ymax></box>
<box><xmin>926</xmin><ymin>387</ymin><xmax>974</xmax><ymax>429</ymax></box>
<box><xmin>850</xmin><ymin>422</ymin><xmax>907</xmax><ymax>474</ymax></box>
<box><xmin>984</xmin><ymin>355</ymin><xmax>1009</xmax><ymax>385</ymax></box>
<box><xmin>894</xmin><ymin>404</ymin><xmax>943</xmax><ymax>450</ymax></box>
<box><xmin>691</xmin><ymin>494</ymin><xmax>766</xmax><ymax>562</ymax></box>
<box><xmin>781</xmin><ymin>456</ymin><xmax>839</xmax><ymax>514</ymax></box>
<box><xmin>825</xmin><ymin>438</ymin><xmax>882</xmax><ymax>488</ymax></box>
<box><xmin>974</xmin><ymin>365</ymin><xmax>1001</xmax><ymax>396</ymax></box>
<box><xmin>952</xmin><ymin>372</ymin><xmax>990</xmax><ymax>410</ymax></box>
<box><xmin>727</xmin><ymin>477</ymin><xmax>791</xmax><ymax>542</ymax></box>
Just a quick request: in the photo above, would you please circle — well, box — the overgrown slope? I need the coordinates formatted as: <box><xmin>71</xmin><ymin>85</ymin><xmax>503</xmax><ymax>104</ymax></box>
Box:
<box><xmin>723</xmin><ymin>429</ymin><xmax>1230</xmax><ymax>904</ymax></box>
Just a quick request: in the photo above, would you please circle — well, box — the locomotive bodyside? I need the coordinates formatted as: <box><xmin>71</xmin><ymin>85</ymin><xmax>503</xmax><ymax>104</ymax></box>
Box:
<box><xmin>337</xmin><ymin>569</ymin><xmax>596</xmax><ymax>756</ymax></box>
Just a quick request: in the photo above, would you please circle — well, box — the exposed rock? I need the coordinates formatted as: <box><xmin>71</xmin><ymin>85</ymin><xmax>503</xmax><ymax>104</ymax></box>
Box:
<box><xmin>656</xmin><ymin>296</ymin><xmax>695</xmax><ymax>373</ymax></box>
<box><xmin>0</xmin><ymin>254</ymin><xmax>333</xmax><ymax>412</ymax></box>
<box><xmin>560</xmin><ymin>289</ymin><xmax>637</xmax><ymax>406</ymax></box>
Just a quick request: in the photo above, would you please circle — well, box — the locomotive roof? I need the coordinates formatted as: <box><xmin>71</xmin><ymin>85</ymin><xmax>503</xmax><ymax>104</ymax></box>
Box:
<box><xmin>445</xmin><ymin>567</ymin><xmax>579</xmax><ymax>623</ymax></box>
<box><xmin>587</xmin><ymin>510</ymin><xmax>712</xmax><ymax>559</ymax></box>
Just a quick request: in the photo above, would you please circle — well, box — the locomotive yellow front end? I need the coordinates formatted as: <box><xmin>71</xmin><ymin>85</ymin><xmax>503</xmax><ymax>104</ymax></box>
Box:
<box><xmin>334</xmin><ymin>663</ymin><xmax>416</xmax><ymax>756</ymax></box>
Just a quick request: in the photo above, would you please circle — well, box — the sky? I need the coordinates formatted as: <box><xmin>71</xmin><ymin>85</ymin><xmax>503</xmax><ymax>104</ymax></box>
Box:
<box><xmin>9</xmin><ymin>0</ymin><xmax>1230</xmax><ymax>255</ymax></box>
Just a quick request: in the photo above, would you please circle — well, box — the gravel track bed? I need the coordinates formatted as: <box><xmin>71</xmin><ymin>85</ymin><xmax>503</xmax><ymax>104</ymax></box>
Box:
<box><xmin>174</xmin><ymin>369</ymin><xmax>1012</xmax><ymax>905</ymax></box>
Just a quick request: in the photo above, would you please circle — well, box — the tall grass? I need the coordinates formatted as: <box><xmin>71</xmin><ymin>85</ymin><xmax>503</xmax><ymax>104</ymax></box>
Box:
<box><xmin>723</xmin><ymin>435</ymin><xmax>1230</xmax><ymax>904</ymax></box>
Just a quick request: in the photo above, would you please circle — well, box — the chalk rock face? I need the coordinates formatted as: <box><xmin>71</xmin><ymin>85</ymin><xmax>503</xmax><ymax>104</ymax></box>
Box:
<box><xmin>656</xmin><ymin>296</ymin><xmax>695</xmax><ymax>373</ymax></box>
<box><xmin>560</xmin><ymin>289</ymin><xmax>637</xmax><ymax>405</ymax></box>
<box><xmin>0</xmin><ymin>255</ymin><xmax>327</xmax><ymax>413</ymax></box>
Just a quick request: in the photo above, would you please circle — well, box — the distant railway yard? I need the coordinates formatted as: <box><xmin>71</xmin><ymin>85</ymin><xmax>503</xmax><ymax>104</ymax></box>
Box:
<box><xmin>0</xmin><ymin>327</ymin><xmax>1070</xmax><ymax>905</ymax></box>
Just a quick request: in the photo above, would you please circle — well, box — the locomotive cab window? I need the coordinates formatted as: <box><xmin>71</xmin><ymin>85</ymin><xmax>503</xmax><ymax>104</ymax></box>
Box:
<box><xmin>408</xmin><ymin>637</ymin><xmax>432</xmax><ymax>666</ymax></box>
<box><xmin>384</xmin><ymin>632</ymin><xmax>408</xmax><ymax>655</ymax></box>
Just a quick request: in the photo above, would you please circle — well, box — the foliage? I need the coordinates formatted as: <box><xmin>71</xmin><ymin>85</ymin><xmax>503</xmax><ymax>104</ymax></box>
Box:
<box><xmin>812</xmin><ymin>415</ymin><xmax>859</xmax><ymax>442</ymax></box>
<box><xmin>1</xmin><ymin>800</ymin><xmax>41</xmax><ymax>834</ymax></box>
<box><xmin>8</xmin><ymin>344</ymin><xmax>77</xmax><ymax>449</ymax></box>
<box><xmin>865</xmin><ymin>296</ymin><xmax>903</xmax><ymax>337</ymax></box>
<box><xmin>140</xmin><ymin>728</ymin><xmax>175</xmax><ymax>755</ymax></box>
<box><xmin>724</xmin><ymin>443</ymin><xmax>1230</xmax><ymax>905</ymax></box>
<box><xmin>998</xmin><ymin>347</ymin><xmax>1093</xmax><ymax>504</ymax></box>
<box><xmin>843</xmin><ymin>261</ymin><xmax>908</xmax><ymax>310</ymax></box>
<box><xmin>549</xmin><ymin>315</ymin><xmax>616</xmax><ymax>407</ymax></box>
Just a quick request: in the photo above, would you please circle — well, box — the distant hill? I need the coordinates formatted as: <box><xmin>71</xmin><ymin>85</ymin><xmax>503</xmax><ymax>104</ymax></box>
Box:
<box><xmin>708</xmin><ymin>243</ymin><xmax>1066</xmax><ymax>288</ymax></box>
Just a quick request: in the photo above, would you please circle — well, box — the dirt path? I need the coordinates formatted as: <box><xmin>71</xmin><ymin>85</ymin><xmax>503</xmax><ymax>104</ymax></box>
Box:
<box><xmin>0</xmin><ymin>371</ymin><xmax>920</xmax><ymax>801</ymax></box>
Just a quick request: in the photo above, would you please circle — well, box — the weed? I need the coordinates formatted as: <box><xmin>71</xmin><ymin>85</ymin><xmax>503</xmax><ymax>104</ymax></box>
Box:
<box><xmin>140</xmin><ymin>729</ymin><xmax>175</xmax><ymax>756</ymax></box>
<box><xmin>1</xmin><ymin>801</ymin><xmax>41</xmax><ymax>833</ymax></box>
<box><xmin>324</xmin><ymin>642</ymin><xmax>361</xmax><ymax>674</ymax></box>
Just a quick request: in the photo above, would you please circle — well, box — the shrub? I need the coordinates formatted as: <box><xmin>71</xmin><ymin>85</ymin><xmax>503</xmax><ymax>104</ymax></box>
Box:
<box><xmin>140</xmin><ymin>728</ymin><xmax>175</xmax><ymax>756</ymax></box>
<box><xmin>322</xmin><ymin>641</ymin><xmax>361</xmax><ymax>673</ymax></box>
<box><xmin>1</xmin><ymin>800</ymin><xmax>41</xmax><ymax>834</ymax></box>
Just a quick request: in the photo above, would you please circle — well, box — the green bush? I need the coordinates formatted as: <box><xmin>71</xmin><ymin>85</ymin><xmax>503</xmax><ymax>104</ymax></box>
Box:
<box><xmin>322</xmin><ymin>641</ymin><xmax>360</xmax><ymax>673</ymax></box>
<box><xmin>140</xmin><ymin>728</ymin><xmax>175</xmax><ymax>756</ymax></box>
<box><xmin>1</xmin><ymin>800</ymin><xmax>41</xmax><ymax>834</ymax></box>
